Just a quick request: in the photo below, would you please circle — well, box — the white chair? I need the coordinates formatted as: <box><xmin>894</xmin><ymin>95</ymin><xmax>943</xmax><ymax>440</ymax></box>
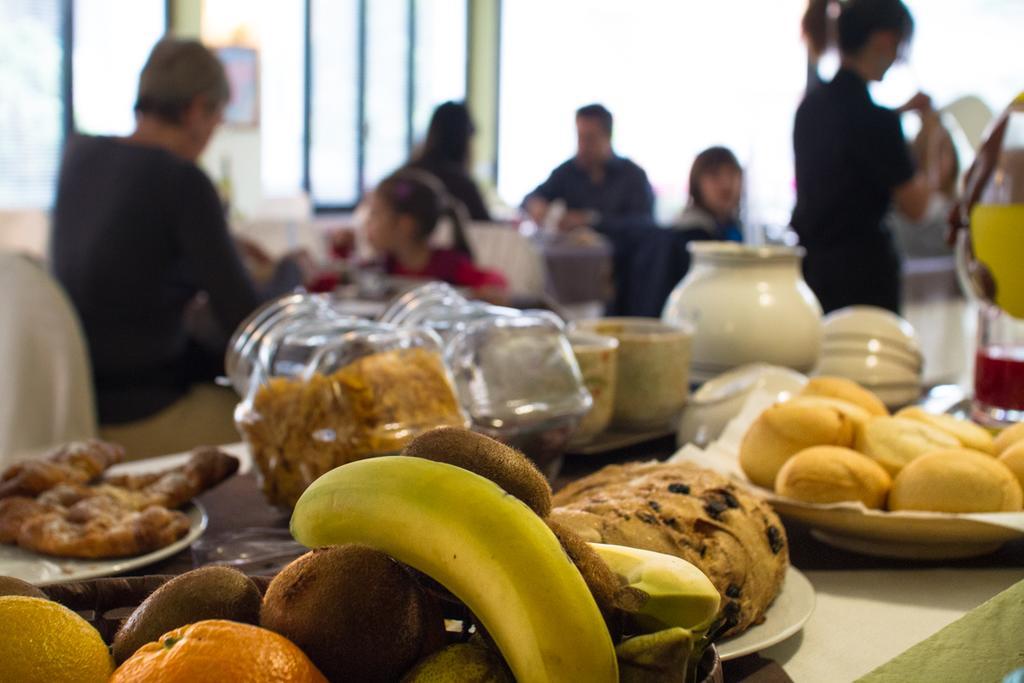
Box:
<box><xmin>0</xmin><ymin>252</ymin><xmax>97</xmax><ymax>466</ymax></box>
<box><xmin>0</xmin><ymin>209</ymin><xmax>50</xmax><ymax>262</ymax></box>
<box><xmin>465</xmin><ymin>222</ymin><xmax>549</xmax><ymax>299</ymax></box>
<box><xmin>941</xmin><ymin>95</ymin><xmax>994</xmax><ymax>152</ymax></box>
<box><xmin>233</xmin><ymin>192</ymin><xmax>330</xmax><ymax>261</ymax></box>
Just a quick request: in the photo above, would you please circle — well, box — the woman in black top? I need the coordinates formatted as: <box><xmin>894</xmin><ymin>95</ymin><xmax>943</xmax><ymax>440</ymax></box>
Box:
<box><xmin>791</xmin><ymin>0</ymin><xmax>937</xmax><ymax>314</ymax></box>
<box><xmin>407</xmin><ymin>101</ymin><xmax>492</xmax><ymax>221</ymax></box>
<box><xmin>52</xmin><ymin>39</ymin><xmax>306</xmax><ymax>445</ymax></box>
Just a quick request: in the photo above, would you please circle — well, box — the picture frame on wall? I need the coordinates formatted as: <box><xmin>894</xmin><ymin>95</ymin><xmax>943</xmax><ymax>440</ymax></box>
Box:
<box><xmin>217</xmin><ymin>46</ymin><xmax>259</xmax><ymax>127</ymax></box>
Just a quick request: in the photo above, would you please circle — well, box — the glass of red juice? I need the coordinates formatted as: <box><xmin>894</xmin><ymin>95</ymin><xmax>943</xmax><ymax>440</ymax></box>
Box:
<box><xmin>973</xmin><ymin>303</ymin><xmax>1024</xmax><ymax>426</ymax></box>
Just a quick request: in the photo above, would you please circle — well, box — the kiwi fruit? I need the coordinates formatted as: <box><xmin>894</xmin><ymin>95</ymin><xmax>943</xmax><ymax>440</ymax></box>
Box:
<box><xmin>0</xmin><ymin>576</ymin><xmax>47</xmax><ymax>599</ymax></box>
<box><xmin>112</xmin><ymin>566</ymin><xmax>261</xmax><ymax>664</ymax></box>
<box><xmin>261</xmin><ymin>545</ymin><xmax>446</xmax><ymax>683</ymax></box>
<box><xmin>402</xmin><ymin>427</ymin><xmax>553</xmax><ymax>516</ymax></box>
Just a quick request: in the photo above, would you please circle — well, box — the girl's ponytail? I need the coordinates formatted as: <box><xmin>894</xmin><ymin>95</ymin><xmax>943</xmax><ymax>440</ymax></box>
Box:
<box><xmin>440</xmin><ymin>195</ymin><xmax>474</xmax><ymax>257</ymax></box>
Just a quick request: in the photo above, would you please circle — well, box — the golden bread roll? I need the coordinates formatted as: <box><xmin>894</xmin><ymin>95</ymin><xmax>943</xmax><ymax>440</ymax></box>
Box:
<box><xmin>786</xmin><ymin>396</ymin><xmax>873</xmax><ymax>434</ymax></box>
<box><xmin>994</xmin><ymin>421</ymin><xmax>1024</xmax><ymax>455</ymax></box>
<box><xmin>774</xmin><ymin>446</ymin><xmax>891</xmax><ymax>509</ymax></box>
<box><xmin>801</xmin><ymin>376</ymin><xmax>889</xmax><ymax>417</ymax></box>
<box><xmin>998</xmin><ymin>441</ymin><xmax>1024</xmax><ymax>491</ymax></box>
<box><xmin>889</xmin><ymin>448</ymin><xmax>1024</xmax><ymax>513</ymax></box>
<box><xmin>739</xmin><ymin>400</ymin><xmax>857</xmax><ymax>489</ymax></box>
<box><xmin>856</xmin><ymin>416</ymin><xmax>960</xmax><ymax>476</ymax></box>
<box><xmin>894</xmin><ymin>407</ymin><xmax>995</xmax><ymax>454</ymax></box>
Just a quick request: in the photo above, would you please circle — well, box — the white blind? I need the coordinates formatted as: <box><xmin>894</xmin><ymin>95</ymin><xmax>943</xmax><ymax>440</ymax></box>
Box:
<box><xmin>0</xmin><ymin>1</ymin><xmax>64</xmax><ymax>209</ymax></box>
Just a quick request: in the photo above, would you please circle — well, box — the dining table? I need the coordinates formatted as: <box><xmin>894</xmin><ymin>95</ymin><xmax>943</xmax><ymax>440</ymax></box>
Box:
<box><xmin>118</xmin><ymin>436</ymin><xmax>1024</xmax><ymax>683</ymax></box>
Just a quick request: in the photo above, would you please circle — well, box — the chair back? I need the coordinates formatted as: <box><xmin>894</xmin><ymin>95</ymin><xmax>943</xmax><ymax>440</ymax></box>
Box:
<box><xmin>0</xmin><ymin>209</ymin><xmax>49</xmax><ymax>261</ymax></box>
<box><xmin>465</xmin><ymin>222</ymin><xmax>548</xmax><ymax>298</ymax></box>
<box><xmin>0</xmin><ymin>252</ymin><xmax>97</xmax><ymax>466</ymax></box>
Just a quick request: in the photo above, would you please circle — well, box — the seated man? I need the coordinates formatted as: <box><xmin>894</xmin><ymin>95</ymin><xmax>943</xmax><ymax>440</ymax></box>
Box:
<box><xmin>51</xmin><ymin>38</ymin><xmax>309</xmax><ymax>457</ymax></box>
<box><xmin>523</xmin><ymin>104</ymin><xmax>655</xmax><ymax>232</ymax></box>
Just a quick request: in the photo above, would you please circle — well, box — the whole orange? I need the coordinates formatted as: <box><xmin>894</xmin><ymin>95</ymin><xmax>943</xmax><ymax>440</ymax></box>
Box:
<box><xmin>0</xmin><ymin>595</ymin><xmax>112</xmax><ymax>683</ymax></box>
<box><xmin>110</xmin><ymin>619</ymin><xmax>328</xmax><ymax>683</ymax></box>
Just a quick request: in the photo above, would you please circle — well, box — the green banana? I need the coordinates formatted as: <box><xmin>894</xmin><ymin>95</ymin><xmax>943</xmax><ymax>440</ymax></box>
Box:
<box><xmin>589</xmin><ymin>543</ymin><xmax>721</xmax><ymax>633</ymax></box>
<box><xmin>290</xmin><ymin>456</ymin><xmax>618</xmax><ymax>683</ymax></box>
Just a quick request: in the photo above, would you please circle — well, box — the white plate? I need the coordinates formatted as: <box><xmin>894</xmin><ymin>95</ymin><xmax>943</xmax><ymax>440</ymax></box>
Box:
<box><xmin>0</xmin><ymin>502</ymin><xmax>206</xmax><ymax>586</ymax></box>
<box><xmin>716</xmin><ymin>566</ymin><xmax>815</xmax><ymax>660</ymax></box>
<box><xmin>0</xmin><ymin>453</ymin><xmax>220</xmax><ymax>585</ymax></box>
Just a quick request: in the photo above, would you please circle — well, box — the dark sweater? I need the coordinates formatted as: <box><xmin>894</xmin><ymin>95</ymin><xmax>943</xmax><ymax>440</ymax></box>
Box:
<box><xmin>52</xmin><ymin>135</ymin><xmax>301</xmax><ymax>423</ymax></box>
<box><xmin>523</xmin><ymin>155</ymin><xmax>656</xmax><ymax>231</ymax></box>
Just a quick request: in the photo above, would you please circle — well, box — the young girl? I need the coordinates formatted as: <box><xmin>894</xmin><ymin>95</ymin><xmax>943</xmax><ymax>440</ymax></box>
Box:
<box><xmin>676</xmin><ymin>146</ymin><xmax>744</xmax><ymax>242</ymax></box>
<box><xmin>365</xmin><ymin>168</ymin><xmax>507</xmax><ymax>296</ymax></box>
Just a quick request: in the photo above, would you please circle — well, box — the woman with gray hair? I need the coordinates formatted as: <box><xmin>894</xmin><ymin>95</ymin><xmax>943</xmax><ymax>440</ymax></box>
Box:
<box><xmin>51</xmin><ymin>38</ymin><xmax>309</xmax><ymax>458</ymax></box>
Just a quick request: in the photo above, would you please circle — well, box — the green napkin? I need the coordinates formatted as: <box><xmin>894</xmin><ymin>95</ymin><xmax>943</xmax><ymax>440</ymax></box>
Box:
<box><xmin>858</xmin><ymin>579</ymin><xmax>1024</xmax><ymax>683</ymax></box>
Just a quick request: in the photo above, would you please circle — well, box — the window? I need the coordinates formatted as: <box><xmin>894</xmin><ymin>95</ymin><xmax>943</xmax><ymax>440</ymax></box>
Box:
<box><xmin>412</xmin><ymin>0</ymin><xmax>468</xmax><ymax>141</ymax></box>
<box><xmin>0</xmin><ymin>0</ymin><xmax>166</xmax><ymax>209</ymax></box>
<box><xmin>306</xmin><ymin>0</ymin><xmax>468</xmax><ymax>209</ymax></box>
<box><xmin>498</xmin><ymin>0</ymin><xmax>807</xmax><ymax>229</ymax></box>
<box><xmin>73</xmin><ymin>0</ymin><xmax>165</xmax><ymax>136</ymax></box>
<box><xmin>871</xmin><ymin>0</ymin><xmax>1023</xmax><ymax>169</ymax></box>
<box><xmin>0</xmin><ymin>1</ymin><xmax>65</xmax><ymax>209</ymax></box>
<box><xmin>260</xmin><ymin>1</ymin><xmax>308</xmax><ymax>199</ymax></box>
<box><xmin>498</xmin><ymin>0</ymin><xmax>1024</xmax><ymax>231</ymax></box>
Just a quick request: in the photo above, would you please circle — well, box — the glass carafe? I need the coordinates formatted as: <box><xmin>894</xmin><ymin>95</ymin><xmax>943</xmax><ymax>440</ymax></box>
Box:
<box><xmin>953</xmin><ymin>93</ymin><xmax>1024</xmax><ymax>425</ymax></box>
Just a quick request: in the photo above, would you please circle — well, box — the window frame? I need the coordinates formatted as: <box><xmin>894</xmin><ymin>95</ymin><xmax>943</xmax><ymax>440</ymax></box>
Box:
<box><xmin>306</xmin><ymin>0</ymin><xmax>471</xmax><ymax>214</ymax></box>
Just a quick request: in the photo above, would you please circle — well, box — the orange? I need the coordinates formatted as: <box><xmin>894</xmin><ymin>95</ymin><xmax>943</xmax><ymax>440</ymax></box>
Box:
<box><xmin>0</xmin><ymin>595</ymin><xmax>113</xmax><ymax>683</ymax></box>
<box><xmin>110</xmin><ymin>619</ymin><xmax>328</xmax><ymax>683</ymax></box>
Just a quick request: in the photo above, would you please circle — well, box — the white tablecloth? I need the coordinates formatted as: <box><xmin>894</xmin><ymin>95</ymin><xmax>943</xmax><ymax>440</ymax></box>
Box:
<box><xmin>765</xmin><ymin>568</ymin><xmax>1023</xmax><ymax>682</ymax></box>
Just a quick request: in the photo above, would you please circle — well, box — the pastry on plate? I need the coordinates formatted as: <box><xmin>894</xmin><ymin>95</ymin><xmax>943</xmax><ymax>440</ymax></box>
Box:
<box><xmin>0</xmin><ymin>446</ymin><xmax>238</xmax><ymax>559</ymax></box>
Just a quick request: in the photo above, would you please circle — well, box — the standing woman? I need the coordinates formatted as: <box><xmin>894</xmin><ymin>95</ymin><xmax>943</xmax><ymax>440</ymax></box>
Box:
<box><xmin>407</xmin><ymin>101</ymin><xmax>492</xmax><ymax>221</ymax></box>
<box><xmin>791</xmin><ymin>0</ymin><xmax>939</xmax><ymax>314</ymax></box>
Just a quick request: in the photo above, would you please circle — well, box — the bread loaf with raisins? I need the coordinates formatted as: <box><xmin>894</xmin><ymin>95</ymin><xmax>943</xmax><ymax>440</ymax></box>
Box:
<box><xmin>551</xmin><ymin>461</ymin><xmax>788</xmax><ymax>637</ymax></box>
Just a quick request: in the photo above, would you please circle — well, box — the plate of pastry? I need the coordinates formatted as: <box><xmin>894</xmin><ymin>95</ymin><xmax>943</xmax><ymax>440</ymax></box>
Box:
<box><xmin>0</xmin><ymin>441</ymin><xmax>239</xmax><ymax>584</ymax></box>
<box><xmin>673</xmin><ymin>376</ymin><xmax>1024</xmax><ymax>559</ymax></box>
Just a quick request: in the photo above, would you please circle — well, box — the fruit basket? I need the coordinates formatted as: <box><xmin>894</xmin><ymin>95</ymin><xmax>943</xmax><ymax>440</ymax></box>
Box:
<box><xmin>38</xmin><ymin>575</ymin><xmax>272</xmax><ymax>645</ymax></box>
<box><xmin>34</xmin><ymin>574</ymin><xmax>724</xmax><ymax>682</ymax></box>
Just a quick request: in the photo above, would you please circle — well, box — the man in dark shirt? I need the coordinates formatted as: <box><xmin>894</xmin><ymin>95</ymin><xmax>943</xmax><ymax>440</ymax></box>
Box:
<box><xmin>52</xmin><ymin>39</ymin><xmax>305</xmax><ymax>432</ymax></box>
<box><xmin>791</xmin><ymin>0</ymin><xmax>936</xmax><ymax>314</ymax></box>
<box><xmin>523</xmin><ymin>104</ymin><xmax>655</xmax><ymax>232</ymax></box>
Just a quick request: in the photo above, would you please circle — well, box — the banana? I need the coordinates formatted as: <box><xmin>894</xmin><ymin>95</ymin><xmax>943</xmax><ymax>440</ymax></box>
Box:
<box><xmin>290</xmin><ymin>456</ymin><xmax>618</xmax><ymax>683</ymax></box>
<box><xmin>589</xmin><ymin>543</ymin><xmax>721</xmax><ymax>633</ymax></box>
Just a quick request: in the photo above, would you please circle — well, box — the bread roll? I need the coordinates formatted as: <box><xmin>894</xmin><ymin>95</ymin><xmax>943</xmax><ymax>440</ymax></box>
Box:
<box><xmin>889</xmin><ymin>448</ymin><xmax>1024</xmax><ymax>513</ymax></box>
<box><xmin>739</xmin><ymin>401</ymin><xmax>857</xmax><ymax>489</ymax></box>
<box><xmin>856</xmin><ymin>416</ymin><xmax>960</xmax><ymax>476</ymax></box>
<box><xmin>801</xmin><ymin>376</ymin><xmax>889</xmax><ymax>416</ymax></box>
<box><xmin>775</xmin><ymin>446</ymin><xmax>891</xmax><ymax>509</ymax></box>
<box><xmin>994</xmin><ymin>421</ymin><xmax>1024</xmax><ymax>455</ymax></box>
<box><xmin>895</xmin><ymin>407</ymin><xmax>995</xmax><ymax>454</ymax></box>
<box><xmin>998</xmin><ymin>441</ymin><xmax>1024</xmax><ymax>491</ymax></box>
<box><xmin>786</xmin><ymin>396</ymin><xmax>873</xmax><ymax>433</ymax></box>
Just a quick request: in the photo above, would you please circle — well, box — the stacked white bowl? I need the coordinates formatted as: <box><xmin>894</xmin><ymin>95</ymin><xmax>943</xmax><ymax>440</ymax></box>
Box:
<box><xmin>816</xmin><ymin>306</ymin><xmax>924</xmax><ymax>408</ymax></box>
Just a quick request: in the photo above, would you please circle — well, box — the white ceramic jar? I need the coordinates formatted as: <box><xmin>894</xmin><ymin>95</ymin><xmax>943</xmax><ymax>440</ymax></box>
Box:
<box><xmin>662</xmin><ymin>242</ymin><xmax>823</xmax><ymax>383</ymax></box>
